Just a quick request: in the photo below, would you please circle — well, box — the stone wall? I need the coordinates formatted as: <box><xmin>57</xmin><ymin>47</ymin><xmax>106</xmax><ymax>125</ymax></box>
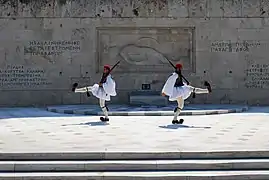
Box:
<box><xmin>0</xmin><ymin>0</ymin><xmax>269</xmax><ymax>106</ymax></box>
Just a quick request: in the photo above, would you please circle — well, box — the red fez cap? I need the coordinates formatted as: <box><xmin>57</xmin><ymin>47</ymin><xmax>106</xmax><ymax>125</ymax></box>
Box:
<box><xmin>104</xmin><ymin>65</ymin><xmax>110</xmax><ymax>70</ymax></box>
<box><xmin>176</xmin><ymin>63</ymin><xmax>182</xmax><ymax>69</ymax></box>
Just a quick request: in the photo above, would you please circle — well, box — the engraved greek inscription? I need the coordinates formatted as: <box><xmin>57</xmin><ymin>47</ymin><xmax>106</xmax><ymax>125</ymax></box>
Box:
<box><xmin>211</xmin><ymin>40</ymin><xmax>261</xmax><ymax>52</ymax></box>
<box><xmin>0</xmin><ymin>65</ymin><xmax>52</xmax><ymax>88</ymax></box>
<box><xmin>244</xmin><ymin>63</ymin><xmax>269</xmax><ymax>89</ymax></box>
<box><xmin>24</xmin><ymin>40</ymin><xmax>81</xmax><ymax>56</ymax></box>
<box><xmin>210</xmin><ymin>41</ymin><xmax>231</xmax><ymax>52</ymax></box>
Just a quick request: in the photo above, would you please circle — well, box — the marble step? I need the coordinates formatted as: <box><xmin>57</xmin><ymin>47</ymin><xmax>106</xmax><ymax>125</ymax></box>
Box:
<box><xmin>129</xmin><ymin>91</ymin><xmax>168</xmax><ymax>106</ymax></box>
<box><xmin>1</xmin><ymin>159</ymin><xmax>269</xmax><ymax>172</ymax></box>
<box><xmin>1</xmin><ymin>170</ymin><xmax>269</xmax><ymax>180</ymax></box>
<box><xmin>129</xmin><ymin>95</ymin><xmax>168</xmax><ymax>106</ymax></box>
<box><xmin>1</xmin><ymin>151</ymin><xmax>269</xmax><ymax>160</ymax></box>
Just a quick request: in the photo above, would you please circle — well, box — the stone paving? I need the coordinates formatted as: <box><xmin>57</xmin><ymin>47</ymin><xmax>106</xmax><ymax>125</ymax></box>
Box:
<box><xmin>0</xmin><ymin>107</ymin><xmax>269</xmax><ymax>153</ymax></box>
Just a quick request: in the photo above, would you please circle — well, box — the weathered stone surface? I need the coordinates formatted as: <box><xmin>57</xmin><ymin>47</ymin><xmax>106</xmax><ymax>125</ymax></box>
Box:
<box><xmin>18</xmin><ymin>0</ymin><xmax>55</xmax><ymax>17</ymax></box>
<box><xmin>0</xmin><ymin>0</ymin><xmax>269</xmax><ymax>18</ymax></box>
<box><xmin>223</xmin><ymin>0</ymin><xmax>242</xmax><ymax>17</ymax></box>
<box><xmin>69</xmin><ymin>0</ymin><xmax>96</xmax><ymax>17</ymax></box>
<box><xmin>260</xmin><ymin>0</ymin><xmax>269</xmax><ymax>17</ymax></box>
<box><xmin>122</xmin><ymin>0</ymin><xmax>168</xmax><ymax>18</ymax></box>
<box><xmin>110</xmin><ymin>0</ymin><xmax>169</xmax><ymax>18</ymax></box>
<box><xmin>208</xmin><ymin>0</ymin><xmax>224</xmax><ymax>17</ymax></box>
<box><xmin>0</xmin><ymin>0</ymin><xmax>18</xmax><ymax>17</ymax></box>
<box><xmin>0</xmin><ymin>90</ymin><xmax>62</xmax><ymax>106</ymax></box>
<box><xmin>96</xmin><ymin>27</ymin><xmax>195</xmax><ymax>74</ymax></box>
<box><xmin>0</xmin><ymin>0</ymin><xmax>269</xmax><ymax>106</ymax></box>
<box><xmin>130</xmin><ymin>94</ymin><xmax>168</xmax><ymax>106</ymax></box>
<box><xmin>238</xmin><ymin>18</ymin><xmax>263</xmax><ymax>29</ymax></box>
<box><xmin>189</xmin><ymin>0</ymin><xmax>208</xmax><ymax>17</ymax></box>
<box><xmin>111</xmin><ymin>0</ymin><xmax>133</xmax><ymax>17</ymax></box>
<box><xmin>168</xmin><ymin>0</ymin><xmax>189</xmax><ymax>18</ymax></box>
<box><xmin>96</xmin><ymin>0</ymin><xmax>112</xmax><ymax>17</ymax></box>
<box><xmin>242</xmin><ymin>0</ymin><xmax>261</xmax><ymax>17</ymax></box>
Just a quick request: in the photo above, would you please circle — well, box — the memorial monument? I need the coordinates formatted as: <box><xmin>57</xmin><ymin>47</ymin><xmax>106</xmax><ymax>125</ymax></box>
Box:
<box><xmin>0</xmin><ymin>0</ymin><xmax>268</xmax><ymax>106</ymax></box>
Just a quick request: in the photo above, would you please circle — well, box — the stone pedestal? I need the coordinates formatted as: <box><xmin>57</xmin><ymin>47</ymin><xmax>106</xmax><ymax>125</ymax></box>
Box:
<box><xmin>129</xmin><ymin>91</ymin><xmax>168</xmax><ymax>106</ymax></box>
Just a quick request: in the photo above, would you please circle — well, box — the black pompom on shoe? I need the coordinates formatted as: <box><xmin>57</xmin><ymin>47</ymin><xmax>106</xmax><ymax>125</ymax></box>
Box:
<box><xmin>72</xmin><ymin>83</ymin><xmax>78</xmax><ymax>92</ymax></box>
<box><xmin>204</xmin><ymin>81</ymin><xmax>212</xmax><ymax>93</ymax></box>
<box><xmin>100</xmin><ymin>117</ymin><xmax>109</xmax><ymax>122</ymax></box>
<box><xmin>172</xmin><ymin>120</ymin><xmax>179</xmax><ymax>124</ymax></box>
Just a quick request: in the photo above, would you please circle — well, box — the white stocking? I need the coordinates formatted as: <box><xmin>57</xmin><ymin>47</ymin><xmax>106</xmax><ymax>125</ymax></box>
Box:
<box><xmin>74</xmin><ymin>86</ymin><xmax>93</xmax><ymax>93</ymax></box>
<box><xmin>192</xmin><ymin>87</ymin><xmax>209</xmax><ymax>94</ymax></box>
<box><xmin>99</xmin><ymin>98</ymin><xmax>108</xmax><ymax>118</ymax></box>
<box><xmin>173</xmin><ymin>97</ymin><xmax>184</xmax><ymax>120</ymax></box>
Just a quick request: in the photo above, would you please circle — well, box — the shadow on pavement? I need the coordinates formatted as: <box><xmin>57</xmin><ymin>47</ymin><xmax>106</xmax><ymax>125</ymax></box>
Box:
<box><xmin>159</xmin><ymin>124</ymin><xmax>211</xmax><ymax>129</ymax></box>
<box><xmin>62</xmin><ymin>121</ymin><xmax>109</xmax><ymax>127</ymax></box>
<box><xmin>0</xmin><ymin>108</ymin><xmax>87</xmax><ymax>120</ymax></box>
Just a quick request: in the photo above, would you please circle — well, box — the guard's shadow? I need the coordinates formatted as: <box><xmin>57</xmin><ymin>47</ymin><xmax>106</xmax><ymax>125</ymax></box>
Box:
<box><xmin>62</xmin><ymin>121</ymin><xmax>109</xmax><ymax>127</ymax></box>
<box><xmin>159</xmin><ymin>124</ymin><xmax>211</xmax><ymax>129</ymax></box>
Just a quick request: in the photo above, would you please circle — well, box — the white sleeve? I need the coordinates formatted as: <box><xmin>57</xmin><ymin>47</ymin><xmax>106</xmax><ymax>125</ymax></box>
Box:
<box><xmin>102</xmin><ymin>75</ymin><xmax>117</xmax><ymax>96</ymax></box>
<box><xmin>162</xmin><ymin>73</ymin><xmax>178</xmax><ymax>96</ymax></box>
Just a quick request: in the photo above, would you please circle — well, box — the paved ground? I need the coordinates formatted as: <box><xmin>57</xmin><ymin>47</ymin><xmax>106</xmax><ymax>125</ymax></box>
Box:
<box><xmin>0</xmin><ymin>106</ymin><xmax>269</xmax><ymax>153</ymax></box>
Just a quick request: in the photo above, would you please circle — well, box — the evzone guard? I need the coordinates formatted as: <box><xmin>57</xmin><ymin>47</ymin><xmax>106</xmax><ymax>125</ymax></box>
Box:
<box><xmin>162</xmin><ymin>63</ymin><xmax>212</xmax><ymax>124</ymax></box>
<box><xmin>72</xmin><ymin>63</ymin><xmax>119</xmax><ymax>122</ymax></box>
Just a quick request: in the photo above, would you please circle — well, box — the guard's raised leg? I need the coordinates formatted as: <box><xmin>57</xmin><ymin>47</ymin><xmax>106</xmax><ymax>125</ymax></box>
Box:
<box><xmin>193</xmin><ymin>87</ymin><xmax>209</xmax><ymax>94</ymax></box>
<box><xmin>74</xmin><ymin>86</ymin><xmax>92</xmax><ymax>93</ymax></box>
<box><xmin>191</xmin><ymin>81</ymin><xmax>212</xmax><ymax>94</ymax></box>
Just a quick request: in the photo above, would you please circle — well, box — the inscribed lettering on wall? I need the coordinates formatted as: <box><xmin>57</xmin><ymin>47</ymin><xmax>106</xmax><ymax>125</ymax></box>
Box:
<box><xmin>24</xmin><ymin>40</ymin><xmax>81</xmax><ymax>56</ymax></box>
<box><xmin>0</xmin><ymin>65</ymin><xmax>52</xmax><ymax>89</ymax></box>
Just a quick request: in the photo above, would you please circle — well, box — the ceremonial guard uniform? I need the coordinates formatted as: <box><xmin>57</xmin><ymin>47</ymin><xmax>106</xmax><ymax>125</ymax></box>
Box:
<box><xmin>162</xmin><ymin>63</ymin><xmax>212</xmax><ymax>124</ymax></box>
<box><xmin>72</xmin><ymin>65</ymin><xmax>117</xmax><ymax>122</ymax></box>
